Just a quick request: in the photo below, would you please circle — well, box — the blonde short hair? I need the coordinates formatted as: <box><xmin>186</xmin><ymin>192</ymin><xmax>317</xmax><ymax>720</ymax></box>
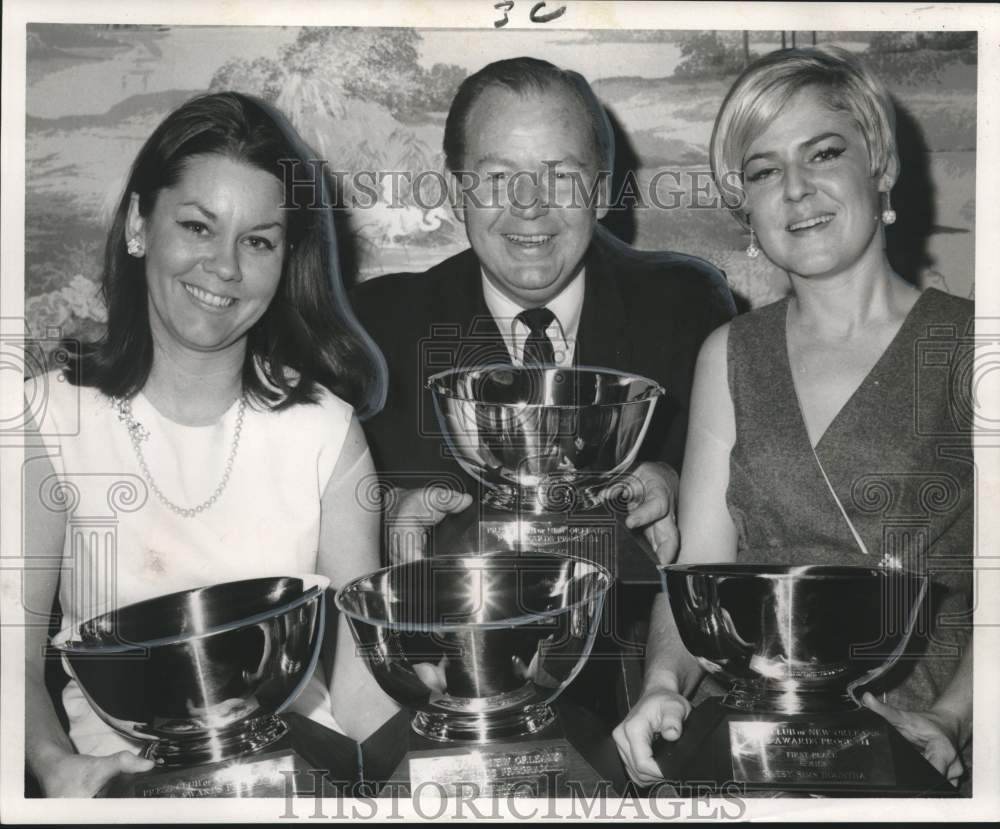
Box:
<box><xmin>710</xmin><ymin>46</ymin><xmax>898</xmax><ymax>226</ymax></box>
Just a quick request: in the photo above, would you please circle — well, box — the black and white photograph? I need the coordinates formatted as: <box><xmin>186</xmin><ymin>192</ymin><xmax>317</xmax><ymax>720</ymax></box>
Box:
<box><xmin>1</xmin><ymin>0</ymin><xmax>998</xmax><ymax>822</ymax></box>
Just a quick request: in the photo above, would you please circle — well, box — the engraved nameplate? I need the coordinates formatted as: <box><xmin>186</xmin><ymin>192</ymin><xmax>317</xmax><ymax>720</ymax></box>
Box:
<box><xmin>408</xmin><ymin>740</ymin><xmax>568</xmax><ymax>797</ymax></box>
<box><xmin>728</xmin><ymin>720</ymin><xmax>896</xmax><ymax>786</ymax></box>
<box><xmin>132</xmin><ymin>755</ymin><xmax>295</xmax><ymax>797</ymax></box>
<box><xmin>479</xmin><ymin>520</ymin><xmax>616</xmax><ymax>554</ymax></box>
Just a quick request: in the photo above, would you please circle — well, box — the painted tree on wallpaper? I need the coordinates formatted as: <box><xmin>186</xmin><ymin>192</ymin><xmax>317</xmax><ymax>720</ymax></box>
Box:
<box><xmin>210</xmin><ymin>27</ymin><xmax>467</xmax><ymax>273</ymax></box>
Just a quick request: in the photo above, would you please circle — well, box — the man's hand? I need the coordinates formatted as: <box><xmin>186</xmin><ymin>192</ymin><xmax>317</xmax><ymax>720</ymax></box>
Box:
<box><xmin>604</xmin><ymin>461</ymin><xmax>680</xmax><ymax>564</ymax></box>
<box><xmin>612</xmin><ymin>687</ymin><xmax>691</xmax><ymax>785</ymax></box>
<box><xmin>384</xmin><ymin>485</ymin><xmax>473</xmax><ymax>564</ymax></box>
<box><xmin>862</xmin><ymin>692</ymin><xmax>965</xmax><ymax>785</ymax></box>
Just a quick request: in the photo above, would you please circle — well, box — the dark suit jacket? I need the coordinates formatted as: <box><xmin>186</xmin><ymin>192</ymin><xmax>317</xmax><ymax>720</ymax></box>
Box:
<box><xmin>350</xmin><ymin>225</ymin><xmax>736</xmax><ymax>496</ymax></box>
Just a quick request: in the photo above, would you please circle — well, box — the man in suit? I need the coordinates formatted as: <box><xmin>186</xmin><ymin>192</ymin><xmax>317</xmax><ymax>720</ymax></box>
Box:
<box><xmin>351</xmin><ymin>57</ymin><xmax>735</xmax><ymax>562</ymax></box>
<box><xmin>351</xmin><ymin>56</ymin><xmax>734</xmax><ymax>726</ymax></box>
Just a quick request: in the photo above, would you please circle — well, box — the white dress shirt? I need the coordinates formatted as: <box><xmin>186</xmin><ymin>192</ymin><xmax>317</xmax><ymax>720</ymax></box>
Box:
<box><xmin>480</xmin><ymin>270</ymin><xmax>585</xmax><ymax>367</ymax></box>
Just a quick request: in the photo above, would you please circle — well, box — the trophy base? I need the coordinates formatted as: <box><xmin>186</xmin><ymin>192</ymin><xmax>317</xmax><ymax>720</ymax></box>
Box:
<box><xmin>413</xmin><ymin>703</ymin><xmax>557</xmax><ymax>742</ymax></box>
<box><xmin>146</xmin><ymin>713</ymin><xmax>289</xmax><ymax>767</ymax></box>
<box><xmin>480</xmin><ymin>484</ymin><xmax>605</xmax><ymax>513</ymax></box>
<box><xmin>432</xmin><ymin>499</ymin><xmax>660</xmax><ymax>585</ymax></box>
<box><xmin>653</xmin><ymin>697</ymin><xmax>960</xmax><ymax>797</ymax></box>
<box><xmin>99</xmin><ymin>713</ymin><xmax>359</xmax><ymax>798</ymax></box>
<box><xmin>431</xmin><ymin>505</ymin><xmax>660</xmax><ymax>727</ymax></box>
<box><xmin>361</xmin><ymin>699</ymin><xmax>626</xmax><ymax>798</ymax></box>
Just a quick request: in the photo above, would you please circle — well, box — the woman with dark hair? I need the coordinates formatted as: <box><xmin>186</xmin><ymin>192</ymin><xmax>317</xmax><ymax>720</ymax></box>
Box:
<box><xmin>614</xmin><ymin>47</ymin><xmax>973</xmax><ymax>788</ymax></box>
<box><xmin>24</xmin><ymin>92</ymin><xmax>395</xmax><ymax>796</ymax></box>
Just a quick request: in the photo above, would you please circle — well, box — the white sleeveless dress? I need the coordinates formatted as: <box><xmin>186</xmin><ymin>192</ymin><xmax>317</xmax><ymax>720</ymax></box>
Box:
<box><xmin>26</xmin><ymin>370</ymin><xmax>353</xmax><ymax>755</ymax></box>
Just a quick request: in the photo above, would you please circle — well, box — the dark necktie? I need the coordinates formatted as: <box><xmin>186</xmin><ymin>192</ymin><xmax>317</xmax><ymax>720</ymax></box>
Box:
<box><xmin>517</xmin><ymin>307</ymin><xmax>556</xmax><ymax>366</ymax></box>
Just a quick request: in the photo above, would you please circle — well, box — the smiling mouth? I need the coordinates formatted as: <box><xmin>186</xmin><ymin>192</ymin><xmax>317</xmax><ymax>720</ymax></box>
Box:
<box><xmin>503</xmin><ymin>233</ymin><xmax>553</xmax><ymax>247</ymax></box>
<box><xmin>182</xmin><ymin>282</ymin><xmax>236</xmax><ymax>309</ymax></box>
<box><xmin>787</xmin><ymin>214</ymin><xmax>835</xmax><ymax>232</ymax></box>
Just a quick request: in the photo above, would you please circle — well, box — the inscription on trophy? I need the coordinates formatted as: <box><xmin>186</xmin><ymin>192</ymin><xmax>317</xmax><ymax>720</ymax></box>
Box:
<box><xmin>408</xmin><ymin>740</ymin><xmax>568</xmax><ymax>796</ymax></box>
<box><xmin>728</xmin><ymin>720</ymin><xmax>895</xmax><ymax>786</ymax></box>
<box><xmin>132</xmin><ymin>755</ymin><xmax>295</xmax><ymax>797</ymax></box>
<box><xmin>479</xmin><ymin>519</ymin><xmax>612</xmax><ymax>551</ymax></box>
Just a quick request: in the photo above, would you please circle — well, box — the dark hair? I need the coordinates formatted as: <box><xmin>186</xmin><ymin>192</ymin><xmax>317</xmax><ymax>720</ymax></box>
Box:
<box><xmin>442</xmin><ymin>57</ymin><xmax>614</xmax><ymax>173</ymax></box>
<box><xmin>66</xmin><ymin>92</ymin><xmax>386</xmax><ymax>418</ymax></box>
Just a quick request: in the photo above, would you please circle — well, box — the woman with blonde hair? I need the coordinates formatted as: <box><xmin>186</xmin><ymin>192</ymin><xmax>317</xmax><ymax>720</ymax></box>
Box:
<box><xmin>614</xmin><ymin>46</ymin><xmax>973</xmax><ymax>789</ymax></box>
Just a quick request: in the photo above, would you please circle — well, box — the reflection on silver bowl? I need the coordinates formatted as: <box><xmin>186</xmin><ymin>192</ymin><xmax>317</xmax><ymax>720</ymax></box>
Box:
<box><xmin>51</xmin><ymin>575</ymin><xmax>329</xmax><ymax>767</ymax></box>
<box><xmin>662</xmin><ymin>564</ymin><xmax>927</xmax><ymax>714</ymax></box>
<box><xmin>427</xmin><ymin>366</ymin><xmax>664</xmax><ymax>512</ymax></box>
<box><xmin>335</xmin><ymin>553</ymin><xmax>612</xmax><ymax>742</ymax></box>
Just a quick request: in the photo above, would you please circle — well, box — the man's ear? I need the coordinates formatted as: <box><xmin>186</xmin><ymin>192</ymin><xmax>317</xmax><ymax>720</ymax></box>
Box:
<box><xmin>126</xmin><ymin>193</ymin><xmax>146</xmax><ymax>243</ymax></box>
<box><xmin>446</xmin><ymin>167</ymin><xmax>467</xmax><ymax>225</ymax></box>
<box><xmin>595</xmin><ymin>170</ymin><xmax>611</xmax><ymax>222</ymax></box>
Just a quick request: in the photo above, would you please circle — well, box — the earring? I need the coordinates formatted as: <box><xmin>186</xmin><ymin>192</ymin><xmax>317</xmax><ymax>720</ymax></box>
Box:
<box><xmin>126</xmin><ymin>237</ymin><xmax>144</xmax><ymax>257</ymax></box>
<box><xmin>881</xmin><ymin>192</ymin><xmax>896</xmax><ymax>226</ymax></box>
<box><xmin>746</xmin><ymin>226</ymin><xmax>760</xmax><ymax>259</ymax></box>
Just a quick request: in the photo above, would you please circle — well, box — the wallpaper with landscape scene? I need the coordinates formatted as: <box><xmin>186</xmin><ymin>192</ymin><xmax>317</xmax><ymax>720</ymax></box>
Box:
<box><xmin>25</xmin><ymin>26</ymin><xmax>976</xmax><ymax>360</ymax></box>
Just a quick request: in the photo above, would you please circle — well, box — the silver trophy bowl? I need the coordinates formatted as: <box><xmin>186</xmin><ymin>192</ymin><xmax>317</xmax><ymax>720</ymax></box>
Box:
<box><xmin>427</xmin><ymin>366</ymin><xmax>664</xmax><ymax>512</ymax></box>
<box><xmin>51</xmin><ymin>575</ymin><xmax>329</xmax><ymax>767</ymax></box>
<box><xmin>663</xmin><ymin>564</ymin><xmax>927</xmax><ymax>714</ymax></box>
<box><xmin>335</xmin><ymin>552</ymin><xmax>612</xmax><ymax>742</ymax></box>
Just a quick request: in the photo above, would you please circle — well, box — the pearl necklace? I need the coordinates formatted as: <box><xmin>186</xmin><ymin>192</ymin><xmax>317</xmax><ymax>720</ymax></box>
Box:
<box><xmin>112</xmin><ymin>394</ymin><xmax>247</xmax><ymax>518</ymax></box>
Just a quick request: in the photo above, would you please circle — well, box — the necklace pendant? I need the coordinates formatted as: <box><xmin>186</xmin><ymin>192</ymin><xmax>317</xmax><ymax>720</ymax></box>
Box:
<box><xmin>113</xmin><ymin>396</ymin><xmax>149</xmax><ymax>443</ymax></box>
<box><xmin>114</xmin><ymin>392</ymin><xmax>247</xmax><ymax>518</ymax></box>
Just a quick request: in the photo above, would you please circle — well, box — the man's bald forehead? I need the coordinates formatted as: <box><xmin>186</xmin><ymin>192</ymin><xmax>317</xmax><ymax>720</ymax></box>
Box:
<box><xmin>443</xmin><ymin>57</ymin><xmax>613</xmax><ymax>174</ymax></box>
<box><xmin>462</xmin><ymin>84</ymin><xmax>602</xmax><ymax>169</ymax></box>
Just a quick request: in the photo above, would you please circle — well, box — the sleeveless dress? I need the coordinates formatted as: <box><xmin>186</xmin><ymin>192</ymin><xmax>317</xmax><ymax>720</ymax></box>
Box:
<box><xmin>26</xmin><ymin>370</ymin><xmax>354</xmax><ymax>755</ymax></box>
<box><xmin>721</xmin><ymin>288</ymin><xmax>974</xmax><ymax>714</ymax></box>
